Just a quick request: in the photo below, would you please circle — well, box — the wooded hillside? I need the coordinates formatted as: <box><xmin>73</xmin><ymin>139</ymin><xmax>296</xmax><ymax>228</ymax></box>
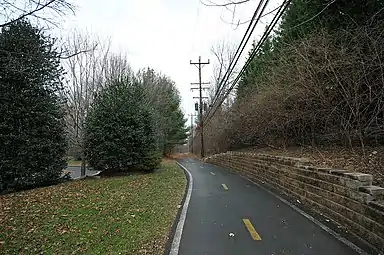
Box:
<box><xmin>196</xmin><ymin>0</ymin><xmax>384</xmax><ymax>155</ymax></box>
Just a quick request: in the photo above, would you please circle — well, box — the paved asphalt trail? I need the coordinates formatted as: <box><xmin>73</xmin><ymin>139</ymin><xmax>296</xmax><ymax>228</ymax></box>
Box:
<box><xmin>64</xmin><ymin>166</ymin><xmax>99</xmax><ymax>179</ymax></box>
<box><xmin>177</xmin><ymin>158</ymin><xmax>358</xmax><ymax>255</ymax></box>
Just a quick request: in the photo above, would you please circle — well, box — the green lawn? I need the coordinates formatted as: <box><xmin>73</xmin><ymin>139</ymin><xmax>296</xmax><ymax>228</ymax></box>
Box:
<box><xmin>0</xmin><ymin>162</ymin><xmax>186</xmax><ymax>254</ymax></box>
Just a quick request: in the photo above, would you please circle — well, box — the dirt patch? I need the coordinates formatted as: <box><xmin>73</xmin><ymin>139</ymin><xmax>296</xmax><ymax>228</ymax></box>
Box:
<box><xmin>237</xmin><ymin>146</ymin><xmax>384</xmax><ymax>187</ymax></box>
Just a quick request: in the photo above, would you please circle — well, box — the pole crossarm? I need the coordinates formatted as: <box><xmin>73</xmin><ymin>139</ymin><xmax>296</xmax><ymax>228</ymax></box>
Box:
<box><xmin>190</xmin><ymin>56</ymin><xmax>210</xmax><ymax>158</ymax></box>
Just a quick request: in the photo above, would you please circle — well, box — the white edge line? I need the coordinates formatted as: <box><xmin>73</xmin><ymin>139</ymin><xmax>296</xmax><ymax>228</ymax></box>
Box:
<box><xmin>169</xmin><ymin>162</ymin><xmax>193</xmax><ymax>255</ymax></box>
<box><xmin>238</xmin><ymin>174</ymin><xmax>369</xmax><ymax>255</ymax></box>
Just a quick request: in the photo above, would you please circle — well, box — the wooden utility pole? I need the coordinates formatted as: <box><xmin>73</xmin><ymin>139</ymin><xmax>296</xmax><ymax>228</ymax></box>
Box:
<box><xmin>190</xmin><ymin>56</ymin><xmax>210</xmax><ymax>158</ymax></box>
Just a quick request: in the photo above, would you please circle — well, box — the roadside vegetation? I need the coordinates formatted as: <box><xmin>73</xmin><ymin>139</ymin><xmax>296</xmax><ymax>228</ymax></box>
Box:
<box><xmin>0</xmin><ymin>2</ymin><xmax>187</xmax><ymax>193</ymax></box>
<box><xmin>0</xmin><ymin>2</ymin><xmax>188</xmax><ymax>253</ymax></box>
<box><xmin>0</xmin><ymin>161</ymin><xmax>186</xmax><ymax>254</ymax></box>
<box><xmin>195</xmin><ymin>0</ymin><xmax>384</xmax><ymax>178</ymax></box>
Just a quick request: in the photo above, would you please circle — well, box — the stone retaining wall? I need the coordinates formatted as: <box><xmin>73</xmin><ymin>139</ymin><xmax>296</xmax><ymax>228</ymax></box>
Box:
<box><xmin>205</xmin><ymin>151</ymin><xmax>384</xmax><ymax>253</ymax></box>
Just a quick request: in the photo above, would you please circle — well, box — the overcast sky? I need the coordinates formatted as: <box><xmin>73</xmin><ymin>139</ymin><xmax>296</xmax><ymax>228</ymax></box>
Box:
<box><xmin>59</xmin><ymin>0</ymin><xmax>281</xmax><ymax>119</ymax></box>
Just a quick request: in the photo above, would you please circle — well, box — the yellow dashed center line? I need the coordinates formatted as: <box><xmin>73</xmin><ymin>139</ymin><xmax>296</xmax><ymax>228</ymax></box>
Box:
<box><xmin>243</xmin><ymin>219</ymin><xmax>262</xmax><ymax>240</ymax></box>
<box><xmin>222</xmin><ymin>184</ymin><xmax>228</xmax><ymax>190</ymax></box>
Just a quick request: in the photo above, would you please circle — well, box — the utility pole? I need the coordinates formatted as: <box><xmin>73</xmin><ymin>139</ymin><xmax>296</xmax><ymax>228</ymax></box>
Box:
<box><xmin>188</xmin><ymin>114</ymin><xmax>197</xmax><ymax>154</ymax></box>
<box><xmin>190</xmin><ymin>56</ymin><xmax>210</xmax><ymax>158</ymax></box>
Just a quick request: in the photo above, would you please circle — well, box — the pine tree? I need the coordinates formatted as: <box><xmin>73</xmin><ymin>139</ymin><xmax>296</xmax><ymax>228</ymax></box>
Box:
<box><xmin>164</xmin><ymin>109</ymin><xmax>189</xmax><ymax>155</ymax></box>
<box><xmin>278</xmin><ymin>0</ymin><xmax>384</xmax><ymax>43</ymax></box>
<box><xmin>138</xmin><ymin>68</ymin><xmax>188</xmax><ymax>155</ymax></box>
<box><xmin>0</xmin><ymin>20</ymin><xmax>67</xmax><ymax>192</ymax></box>
<box><xmin>237</xmin><ymin>35</ymin><xmax>274</xmax><ymax>98</ymax></box>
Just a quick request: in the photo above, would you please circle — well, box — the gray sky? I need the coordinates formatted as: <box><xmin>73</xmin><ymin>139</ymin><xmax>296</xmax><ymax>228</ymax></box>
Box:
<box><xmin>60</xmin><ymin>0</ymin><xmax>281</xmax><ymax>118</ymax></box>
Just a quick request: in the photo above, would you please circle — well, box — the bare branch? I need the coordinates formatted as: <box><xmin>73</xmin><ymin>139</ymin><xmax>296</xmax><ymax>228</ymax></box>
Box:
<box><xmin>220</xmin><ymin>3</ymin><xmax>283</xmax><ymax>28</ymax></box>
<box><xmin>0</xmin><ymin>0</ymin><xmax>75</xmax><ymax>27</ymax></box>
<box><xmin>59</xmin><ymin>45</ymin><xmax>98</xmax><ymax>59</ymax></box>
<box><xmin>200</xmin><ymin>0</ymin><xmax>251</xmax><ymax>7</ymax></box>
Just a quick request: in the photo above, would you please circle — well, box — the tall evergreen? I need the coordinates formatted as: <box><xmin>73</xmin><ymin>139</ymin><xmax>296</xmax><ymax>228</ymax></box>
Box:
<box><xmin>0</xmin><ymin>20</ymin><xmax>67</xmax><ymax>192</ymax></box>
<box><xmin>138</xmin><ymin>68</ymin><xmax>188</xmax><ymax>155</ymax></box>
<box><xmin>84</xmin><ymin>77</ymin><xmax>162</xmax><ymax>173</ymax></box>
<box><xmin>237</xmin><ymin>35</ymin><xmax>274</xmax><ymax>98</ymax></box>
<box><xmin>277</xmin><ymin>0</ymin><xmax>384</xmax><ymax>42</ymax></box>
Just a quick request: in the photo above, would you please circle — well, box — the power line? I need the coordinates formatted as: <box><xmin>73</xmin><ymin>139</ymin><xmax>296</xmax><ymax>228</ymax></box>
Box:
<box><xmin>209</xmin><ymin>0</ymin><xmax>291</xmax><ymax>119</ymax></box>
<box><xmin>203</xmin><ymin>0</ymin><xmax>342</xmax><ymax>127</ymax></box>
<box><xmin>213</xmin><ymin>0</ymin><xmax>268</xmax><ymax>102</ymax></box>
<box><xmin>208</xmin><ymin>0</ymin><xmax>271</xmax><ymax>122</ymax></box>
<box><xmin>192</xmin><ymin>0</ymin><xmax>292</xmax><ymax>155</ymax></box>
<box><xmin>205</xmin><ymin>0</ymin><xmax>291</xmax><ymax>122</ymax></box>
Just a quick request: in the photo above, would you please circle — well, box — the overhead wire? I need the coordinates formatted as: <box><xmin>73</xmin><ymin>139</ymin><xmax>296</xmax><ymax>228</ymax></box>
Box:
<box><xmin>204</xmin><ymin>0</ymin><xmax>292</xmax><ymax>122</ymax></box>
<box><xmin>202</xmin><ymin>0</ymin><xmax>340</xmax><ymax>127</ymax></box>
<box><xmin>212</xmin><ymin>0</ymin><xmax>269</xmax><ymax>102</ymax></box>
<box><xmin>205</xmin><ymin>0</ymin><xmax>284</xmax><ymax>122</ymax></box>
<box><xmin>207</xmin><ymin>0</ymin><xmax>270</xmax><ymax>126</ymax></box>
<box><xmin>207</xmin><ymin>0</ymin><xmax>291</xmax><ymax>121</ymax></box>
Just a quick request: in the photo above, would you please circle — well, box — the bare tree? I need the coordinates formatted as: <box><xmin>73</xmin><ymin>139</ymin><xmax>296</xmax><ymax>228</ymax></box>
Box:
<box><xmin>194</xmin><ymin>40</ymin><xmax>238</xmax><ymax>155</ymax></box>
<box><xmin>63</xmin><ymin>30</ymin><xmax>111</xmax><ymax>176</ymax></box>
<box><xmin>210</xmin><ymin>40</ymin><xmax>237</xmax><ymax>108</ymax></box>
<box><xmin>102</xmin><ymin>53</ymin><xmax>133</xmax><ymax>85</ymax></box>
<box><xmin>0</xmin><ymin>0</ymin><xmax>75</xmax><ymax>27</ymax></box>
